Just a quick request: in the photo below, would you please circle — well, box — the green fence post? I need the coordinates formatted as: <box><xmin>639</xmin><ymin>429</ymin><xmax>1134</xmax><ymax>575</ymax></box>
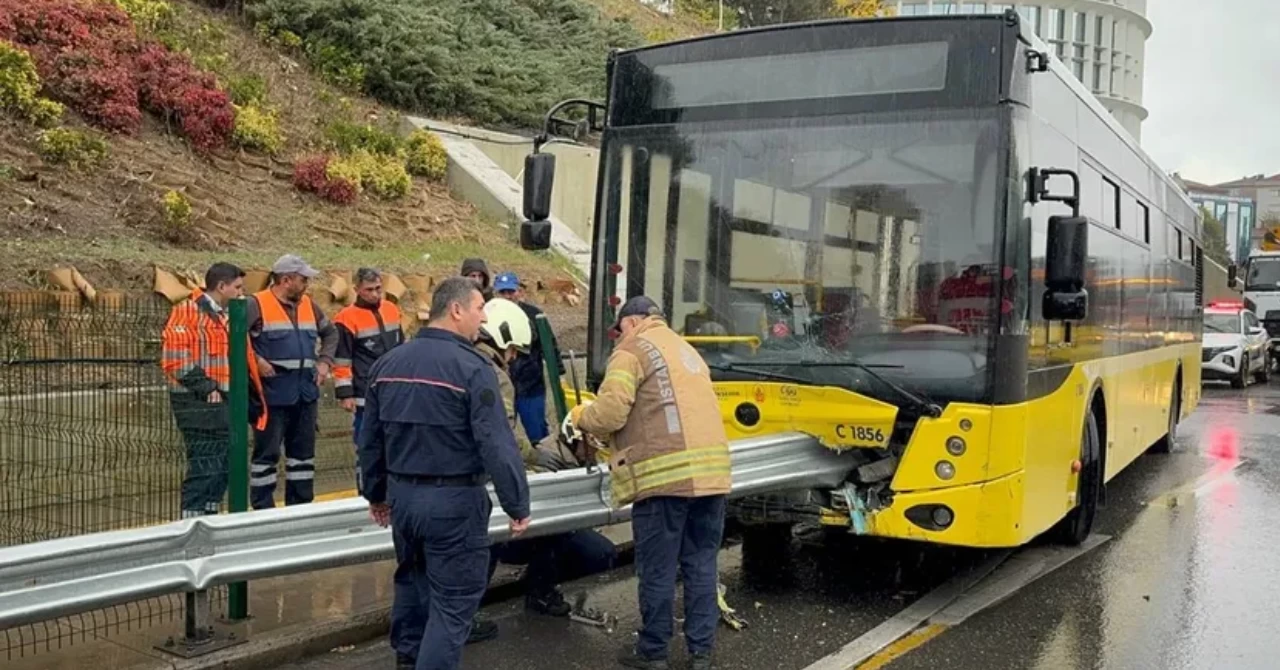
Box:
<box><xmin>227</xmin><ymin>297</ymin><xmax>250</xmax><ymax>621</ymax></box>
<box><xmin>535</xmin><ymin>314</ymin><xmax>568</xmax><ymax>422</ymax></box>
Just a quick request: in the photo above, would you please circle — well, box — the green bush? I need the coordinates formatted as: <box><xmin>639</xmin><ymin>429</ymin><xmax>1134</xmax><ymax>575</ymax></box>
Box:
<box><xmin>330</xmin><ymin>150</ymin><xmax>411</xmax><ymax>199</ymax></box>
<box><xmin>323</xmin><ymin>120</ymin><xmax>402</xmax><ymax>157</ymax></box>
<box><xmin>246</xmin><ymin>0</ymin><xmax>644</xmax><ymax>127</ymax></box>
<box><xmin>36</xmin><ymin>128</ymin><xmax>108</xmax><ymax>168</ymax></box>
<box><xmin>161</xmin><ymin>189</ymin><xmax>192</xmax><ymax>240</ymax></box>
<box><xmin>226</xmin><ymin>74</ymin><xmax>267</xmax><ymax>106</ymax></box>
<box><xmin>0</xmin><ymin>41</ymin><xmax>64</xmax><ymax>127</ymax></box>
<box><xmin>405</xmin><ymin>130</ymin><xmax>447</xmax><ymax>181</ymax></box>
<box><xmin>112</xmin><ymin>0</ymin><xmax>175</xmax><ymax>33</ymax></box>
<box><xmin>232</xmin><ymin>103</ymin><xmax>284</xmax><ymax>153</ymax></box>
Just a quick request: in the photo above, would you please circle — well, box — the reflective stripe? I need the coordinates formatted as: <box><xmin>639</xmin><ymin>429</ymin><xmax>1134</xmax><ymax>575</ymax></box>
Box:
<box><xmin>604</xmin><ymin>369</ymin><xmax>637</xmax><ymax>393</ymax></box>
<box><xmin>250</xmin><ymin>474</ymin><xmax>277</xmax><ymax>487</ymax></box>
<box><xmin>333</xmin><ymin>358</ymin><xmax>353</xmax><ymax>367</ymax></box>
<box><xmin>260</xmin><ymin>322</ymin><xmax>297</xmax><ymax>332</ymax></box>
<box><xmin>375</xmin><ymin>377</ymin><xmax>467</xmax><ymax>394</ymax></box>
<box><xmin>354</xmin><ymin>397</ymin><xmax>366</xmax><ymax>407</ymax></box>
<box><xmin>267</xmin><ymin>359</ymin><xmax>317</xmax><ymax>369</ymax></box>
<box><xmin>354</xmin><ymin>326</ymin><xmax>386</xmax><ymax>339</ymax></box>
<box><xmin>251</xmin><ymin>464</ymin><xmax>274</xmax><ymax>474</ymax></box>
<box><xmin>285</xmin><ymin>471</ymin><xmax>315</xmax><ymax>481</ymax></box>
<box><xmin>285</xmin><ymin>458</ymin><xmax>315</xmax><ymax>468</ymax></box>
<box><xmin>334</xmin><ymin>378</ymin><xmax>354</xmax><ymax>388</ymax></box>
<box><xmin>164</xmin><ymin>351</ymin><xmax>189</xmax><ymax>362</ymax></box>
<box><xmin>612</xmin><ymin>445</ymin><xmax>731</xmax><ymax>502</ymax></box>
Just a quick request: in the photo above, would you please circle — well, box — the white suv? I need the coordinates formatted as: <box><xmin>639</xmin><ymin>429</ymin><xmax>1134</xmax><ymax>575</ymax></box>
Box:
<box><xmin>1203</xmin><ymin>302</ymin><xmax>1270</xmax><ymax>388</ymax></box>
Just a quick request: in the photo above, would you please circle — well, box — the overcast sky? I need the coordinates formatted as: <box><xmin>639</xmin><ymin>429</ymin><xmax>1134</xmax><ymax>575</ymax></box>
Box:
<box><xmin>1142</xmin><ymin>0</ymin><xmax>1280</xmax><ymax>184</ymax></box>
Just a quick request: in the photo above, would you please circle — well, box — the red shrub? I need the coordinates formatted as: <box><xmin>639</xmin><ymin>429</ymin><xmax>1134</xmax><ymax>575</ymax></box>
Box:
<box><xmin>292</xmin><ymin>154</ymin><xmax>358</xmax><ymax>205</ymax></box>
<box><xmin>292</xmin><ymin>154</ymin><xmax>332</xmax><ymax>193</ymax></box>
<box><xmin>0</xmin><ymin>0</ymin><xmax>142</xmax><ymax>132</ymax></box>
<box><xmin>0</xmin><ymin>0</ymin><xmax>233</xmax><ymax>149</ymax></box>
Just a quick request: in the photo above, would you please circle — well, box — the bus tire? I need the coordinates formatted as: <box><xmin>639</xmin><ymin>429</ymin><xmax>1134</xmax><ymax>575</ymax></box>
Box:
<box><xmin>1052</xmin><ymin>410</ymin><xmax>1101</xmax><ymax>546</ymax></box>
<box><xmin>741</xmin><ymin>522</ymin><xmax>794</xmax><ymax>561</ymax></box>
<box><xmin>1149</xmin><ymin>377</ymin><xmax>1180</xmax><ymax>454</ymax></box>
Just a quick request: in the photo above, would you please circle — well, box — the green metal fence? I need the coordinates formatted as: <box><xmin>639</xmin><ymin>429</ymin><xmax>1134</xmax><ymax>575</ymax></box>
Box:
<box><xmin>0</xmin><ymin>290</ymin><xmax>361</xmax><ymax>548</ymax></box>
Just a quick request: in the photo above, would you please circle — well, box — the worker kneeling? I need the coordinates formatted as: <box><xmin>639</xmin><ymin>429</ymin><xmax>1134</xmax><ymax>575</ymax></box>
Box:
<box><xmin>566</xmin><ymin>296</ymin><xmax>731</xmax><ymax>670</ymax></box>
<box><xmin>475</xmin><ymin>298</ymin><xmax>617</xmax><ymax>620</ymax></box>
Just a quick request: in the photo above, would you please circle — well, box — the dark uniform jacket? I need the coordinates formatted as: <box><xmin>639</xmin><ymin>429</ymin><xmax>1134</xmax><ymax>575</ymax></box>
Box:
<box><xmin>356</xmin><ymin>327</ymin><xmax>530</xmax><ymax>521</ymax></box>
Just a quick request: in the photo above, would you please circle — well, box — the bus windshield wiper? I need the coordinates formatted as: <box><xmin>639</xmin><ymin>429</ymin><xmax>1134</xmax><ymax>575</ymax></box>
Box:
<box><xmin>745</xmin><ymin>360</ymin><xmax>942</xmax><ymax>418</ymax></box>
<box><xmin>706</xmin><ymin>362</ymin><xmax>810</xmax><ymax>385</ymax></box>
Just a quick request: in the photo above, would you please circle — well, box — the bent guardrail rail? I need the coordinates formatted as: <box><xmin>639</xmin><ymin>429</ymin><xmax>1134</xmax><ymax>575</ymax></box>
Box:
<box><xmin>0</xmin><ymin>432</ymin><xmax>852</xmax><ymax>629</ymax></box>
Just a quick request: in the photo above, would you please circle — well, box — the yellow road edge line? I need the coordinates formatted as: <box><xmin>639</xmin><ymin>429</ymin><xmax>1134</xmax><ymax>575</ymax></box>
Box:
<box><xmin>273</xmin><ymin>488</ymin><xmax>358</xmax><ymax>507</ymax></box>
<box><xmin>854</xmin><ymin>624</ymin><xmax>949</xmax><ymax>670</ymax></box>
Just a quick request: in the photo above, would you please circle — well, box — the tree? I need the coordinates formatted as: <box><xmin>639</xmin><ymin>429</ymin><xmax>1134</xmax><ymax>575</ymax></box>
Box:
<box><xmin>1201</xmin><ymin>206</ymin><xmax>1230</xmax><ymax>267</ymax></box>
<box><xmin>835</xmin><ymin>0</ymin><xmax>895</xmax><ymax>18</ymax></box>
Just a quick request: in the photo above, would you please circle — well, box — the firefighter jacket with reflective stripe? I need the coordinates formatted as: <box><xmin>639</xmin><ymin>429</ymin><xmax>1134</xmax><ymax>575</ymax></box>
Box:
<box><xmin>576</xmin><ymin>317</ymin><xmax>731</xmax><ymax>507</ymax></box>
<box><xmin>475</xmin><ymin>339</ymin><xmax>537</xmax><ymax>468</ymax></box>
<box><xmin>333</xmin><ymin>300</ymin><xmax>403</xmax><ymax>406</ymax></box>
<box><xmin>161</xmin><ymin>289</ymin><xmax>268</xmax><ymax>430</ymax></box>
<box><xmin>250</xmin><ymin>290</ymin><xmax>329</xmax><ymax>406</ymax></box>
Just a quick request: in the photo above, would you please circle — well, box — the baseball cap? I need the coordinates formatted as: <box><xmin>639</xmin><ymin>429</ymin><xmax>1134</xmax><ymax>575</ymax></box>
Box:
<box><xmin>493</xmin><ymin>272</ymin><xmax>520</xmax><ymax>292</ymax></box>
<box><xmin>611</xmin><ymin>295</ymin><xmax>663</xmax><ymax>332</ymax></box>
<box><xmin>271</xmin><ymin>254</ymin><xmax>319</xmax><ymax>279</ymax></box>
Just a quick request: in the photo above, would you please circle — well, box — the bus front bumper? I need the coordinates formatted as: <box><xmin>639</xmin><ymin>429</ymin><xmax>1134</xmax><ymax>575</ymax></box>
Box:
<box><xmin>860</xmin><ymin>471</ymin><xmax>1026</xmax><ymax>548</ymax></box>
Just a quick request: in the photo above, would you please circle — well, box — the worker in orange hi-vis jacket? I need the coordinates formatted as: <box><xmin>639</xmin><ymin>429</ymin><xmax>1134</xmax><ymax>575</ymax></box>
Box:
<box><xmin>161</xmin><ymin>262</ymin><xmax>267</xmax><ymax>519</ymax></box>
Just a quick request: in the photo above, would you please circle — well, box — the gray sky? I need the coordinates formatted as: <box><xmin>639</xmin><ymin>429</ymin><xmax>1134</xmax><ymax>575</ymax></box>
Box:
<box><xmin>1142</xmin><ymin>0</ymin><xmax>1279</xmax><ymax>184</ymax></box>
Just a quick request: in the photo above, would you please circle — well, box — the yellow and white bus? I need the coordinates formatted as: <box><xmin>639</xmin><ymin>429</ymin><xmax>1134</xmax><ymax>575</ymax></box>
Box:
<box><xmin>523</xmin><ymin>11</ymin><xmax>1216</xmax><ymax>548</ymax></box>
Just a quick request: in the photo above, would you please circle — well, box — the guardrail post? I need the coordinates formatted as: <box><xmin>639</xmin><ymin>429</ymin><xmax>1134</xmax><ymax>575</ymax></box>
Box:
<box><xmin>227</xmin><ymin>297</ymin><xmax>250</xmax><ymax>621</ymax></box>
<box><xmin>155</xmin><ymin>588</ymin><xmax>245</xmax><ymax>658</ymax></box>
<box><xmin>535</xmin><ymin>314</ymin><xmax>568</xmax><ymax>422</ymax></box>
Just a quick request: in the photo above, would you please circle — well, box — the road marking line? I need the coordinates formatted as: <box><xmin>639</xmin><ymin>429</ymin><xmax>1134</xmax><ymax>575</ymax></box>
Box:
<box><xmin>805</xmin><ymin>534</ymin><xmax>1110</xmax><ymax>670</ymax></box>
<box><xmin>272</xmin><ymin>489</ymin><xmax>357</xmax><ymax>507</ymax></box>
<box><xmin>930</xmin><ymin>534</ymin><xmax>1109</xmax><ymax>626</ymax></box>
<box><xmin>802</xmin><ymin>550</ymin><xmax>1010</xmax><ymax>670</ymax></box>
<box><xmin>1148</xmin><ymin>458</ymin><xmax>1248</xmax><ymax>508</ymax></box>
<box><xmin>855</xmin><ymin>625</ymin><xmax>947</xmax><ymax>670</ymax></box>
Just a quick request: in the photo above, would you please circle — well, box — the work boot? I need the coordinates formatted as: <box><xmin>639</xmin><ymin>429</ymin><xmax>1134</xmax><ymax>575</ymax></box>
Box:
<box><xmin>617</xmin><ymin>646</ymin><xmax>670</xmax><ymax>669</ymax></box>
<box><xmin>526</xmin><ymin>588</ymin><xmax>572</xmax><ymax>617</ymax></box>
<box><xmin>395</xmin><ymin>653</ymin><xmax>416</xmax><ymax>670</ymax></box>
<box><xmin>466</xmin><ymin>618</ymin><xmax>498</xmax><ymax>644</ymax></box>
<box><xmin>689</xmin><ymin>651</ymin><xmax>713</xmax><ymax>670</ymax></box>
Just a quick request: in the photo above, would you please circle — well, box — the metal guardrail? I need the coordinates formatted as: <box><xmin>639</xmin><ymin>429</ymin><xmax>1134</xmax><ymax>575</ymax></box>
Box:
<box><xmin>0</xmin><ymin>432</ymin><xmax>852</xmax><ymax>629</ymax></box>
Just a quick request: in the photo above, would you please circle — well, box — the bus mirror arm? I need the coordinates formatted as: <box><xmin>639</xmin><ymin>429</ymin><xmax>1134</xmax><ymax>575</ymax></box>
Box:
<box><xmin>1028</xmin><ymin>167</ymin><xmax>1081</xmax><ymax>216</ymax></box>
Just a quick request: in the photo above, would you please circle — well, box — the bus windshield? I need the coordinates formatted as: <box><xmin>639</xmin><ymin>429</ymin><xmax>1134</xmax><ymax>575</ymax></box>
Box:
<box><xmin>591</xmin><ymin>108</ymin><xmax>1005</xmax><ymax>406</ymax></box>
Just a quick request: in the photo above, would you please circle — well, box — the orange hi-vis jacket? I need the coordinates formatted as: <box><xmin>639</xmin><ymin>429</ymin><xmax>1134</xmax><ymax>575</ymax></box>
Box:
<box><xmin>333</xmin><ymin>299</ymin><xmax>403</xmax><ymax>406</ymax></box>
<box><xmin>161</xmin><ymin>288</ymin><xmax>268</xmax><ymax>430</ymax></box>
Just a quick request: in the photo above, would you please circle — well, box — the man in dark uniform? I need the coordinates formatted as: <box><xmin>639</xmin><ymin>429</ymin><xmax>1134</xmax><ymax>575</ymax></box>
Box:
<box><xmin>358</xmin><ymin>277</ymin><xmax>531</xmax><ymax>670</ymax></box>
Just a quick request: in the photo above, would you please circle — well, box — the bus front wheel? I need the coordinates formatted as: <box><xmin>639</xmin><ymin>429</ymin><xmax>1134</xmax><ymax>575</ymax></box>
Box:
<box><xmin>1052</xmin><ymin>410</ymin><xmax>1102</xmax><ymax>546</ymax></box>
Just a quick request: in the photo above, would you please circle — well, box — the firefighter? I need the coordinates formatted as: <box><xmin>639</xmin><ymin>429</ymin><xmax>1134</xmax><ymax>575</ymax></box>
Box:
<box><xmin>333</xmin><ymin>267</ymin><xmax>404</xmax><ymax>493</ymax></box>
<box><xmin>566</xmin><ymin>296</ymin><xmax>731</xmax><ymax>670</ymax></box>
<box><xmin>161</xmin><ymin>262</ymin><xmax>267</xmax><ymax>518</ymax></box>
<box><xmin>247</xmin><ymin>254</ymin><xmax>339</xmax><ymax>509</ymax></box>
<box><xmin>492</xmin><ymin>271</ymin><xmax>563</xmax><ymax>444</ymax></box>
<box><xmin>357</xmin><ymin>277</ymin><xmax>530</xmax><ymax>670</ymax></box>
<box><xmin>474</xmin><ymin>298</ymin><xmax>612</xmax><ymax>620</ymax></box>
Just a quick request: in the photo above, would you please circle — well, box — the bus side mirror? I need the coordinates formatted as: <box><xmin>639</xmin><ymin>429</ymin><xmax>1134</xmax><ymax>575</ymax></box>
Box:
<box><xmin>523</xmin><ymin>152</ymin><xmax>555</xmax><ymax>222</ymax></box>
<box><xmin>1043</xmin><ymin>215</ymin><xmax>1089</xmax><ymax>321</ymax></box>
<box><xmin>520</xmin><ymin>152</ymin><xmax>555</xmax><ymax>251</ymax></box>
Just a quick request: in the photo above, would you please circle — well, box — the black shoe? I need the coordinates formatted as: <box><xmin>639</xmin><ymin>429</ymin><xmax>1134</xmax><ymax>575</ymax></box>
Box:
<box><xmin>526</xmin><ymin>589</ymin><xmax>572</xmax><ymax>617</ymax></box>
<box><xmin>466</xmin><ymin>618</ymin><xmax>498</xmax><ymax>645</ymax></box>
<box><xmin>395</xmin><ymin>653</ymin><xmax>416</xmax><ymax>669</ymax></box>
<box><xmin>617</xmin><ymin>646</ymin><xmax>670</xmax><ymax>669</ymax></box>
<box><xmin>689</xmin><ymin>652</ymin><xmax>713</xmax><ymax>670</ymax></box>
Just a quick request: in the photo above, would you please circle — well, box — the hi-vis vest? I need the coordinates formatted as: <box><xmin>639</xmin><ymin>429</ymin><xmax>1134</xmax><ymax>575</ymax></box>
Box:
<box><xmin>161</xmin><ymin>289</ymin><xmax>268</xmax><ymax>429</ymax></box>
<box><xmin>253</xmin><ymin>290</ymin><xmax>320</xmax><ymax>406</ymax></box>
<box><xmin>333</xmin><ymin>300</ymin><xmax>402</xmax><ymax>406</ymax></box>
<box><xmin>578</xmin><ymin>318</ymin><xmax>732</xmax><ymax>507</ymax></box>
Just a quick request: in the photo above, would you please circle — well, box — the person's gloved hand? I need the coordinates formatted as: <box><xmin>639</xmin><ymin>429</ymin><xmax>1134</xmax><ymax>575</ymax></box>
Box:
<box><xmin>561</xmin><ymin>401</ymin><xmax>592</xmax><ymax>443</ymax></box>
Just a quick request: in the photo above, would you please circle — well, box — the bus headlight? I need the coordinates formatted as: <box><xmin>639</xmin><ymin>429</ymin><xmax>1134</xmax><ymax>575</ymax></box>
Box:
<box><xmin>935</xmin><ymin>460</ymin><xmax>956</xmax><ymax>480</ymax></box>
<box><xmin>946</xmin><ymin>436</ymin><xmax>966</xmax><ymax>456</ymax></box>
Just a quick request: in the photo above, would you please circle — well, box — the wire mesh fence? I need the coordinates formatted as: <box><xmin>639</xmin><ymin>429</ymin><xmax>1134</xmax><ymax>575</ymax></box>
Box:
<box><xmin>0</xmin><ymin>290</ymin><xmax>360</xmax><ymax>548</ymax></box>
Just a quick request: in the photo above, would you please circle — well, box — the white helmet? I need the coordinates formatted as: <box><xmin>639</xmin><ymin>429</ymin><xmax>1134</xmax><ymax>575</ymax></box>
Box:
<box><xmin>482</xmin><ymin>298</ymin><xmax>532</xmax><ymax>352</ymax></box>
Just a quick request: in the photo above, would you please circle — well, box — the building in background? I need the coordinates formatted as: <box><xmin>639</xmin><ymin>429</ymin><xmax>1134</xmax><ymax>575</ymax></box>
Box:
<box><xmin>893</xmin><ymin>1</ymin><xmax>1150</xmax><ymax>140</ymax></box>
<box><xmin>1212</xmin><ymin>174</ymin><xmax>1280</xmax><ymax>222</ymax></box>
<box><xmin>1176</xmin><ymin>176</ymin><xmax>1257</xmax><ymax>265</ymax></box>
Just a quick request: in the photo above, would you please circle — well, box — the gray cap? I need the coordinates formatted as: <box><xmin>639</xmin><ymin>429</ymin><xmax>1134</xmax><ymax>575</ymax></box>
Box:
<box><xmin>611</xmin><ymin>295</ymin><xmax>663</xmax><ymax>332</ymax></box>
<box><xmin>271</xmin><ymin>254</ymin><xmax>319</xmax><ymax>278</ymax></box>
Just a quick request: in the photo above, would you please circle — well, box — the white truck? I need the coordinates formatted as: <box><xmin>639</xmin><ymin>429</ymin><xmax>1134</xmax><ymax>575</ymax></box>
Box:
<box><xmin>1230</xmin><ymin>228</ymin><xmax>1280</xmax><ymax>369</ymax></box>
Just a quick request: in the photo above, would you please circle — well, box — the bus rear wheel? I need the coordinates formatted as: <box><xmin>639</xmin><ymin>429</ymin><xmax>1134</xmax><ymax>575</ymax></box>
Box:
<box><xmin>1149</xmin><ymin>380</ymin><xmax>1180</xmax><ymax>455</ymax></box>
<box><xmin>1052</xmin><ymin>410</ymin><xmax>1101</xmax><ymax>546</ymax></box>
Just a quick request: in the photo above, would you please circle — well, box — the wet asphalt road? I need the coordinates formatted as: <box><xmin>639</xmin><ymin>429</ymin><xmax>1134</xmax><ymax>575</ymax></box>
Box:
<box><xmin>280</xmin><ymin>381</ymin><xmax>1280</xmax><ymax>670</ymax></box>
